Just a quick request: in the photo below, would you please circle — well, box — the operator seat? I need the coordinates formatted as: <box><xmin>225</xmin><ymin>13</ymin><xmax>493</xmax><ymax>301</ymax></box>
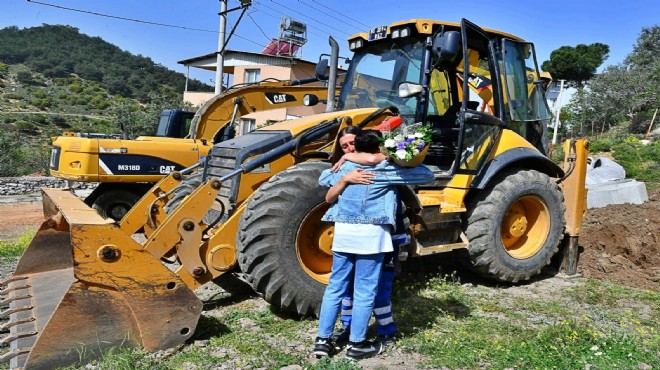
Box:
<box><xmin>425</xmin><ymin>101</ymin><xmax>479</xmax><ymax>168</ymax></box>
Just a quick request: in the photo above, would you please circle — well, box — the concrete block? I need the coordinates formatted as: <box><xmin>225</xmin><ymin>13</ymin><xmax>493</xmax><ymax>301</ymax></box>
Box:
<box><xmin>586</xmin><ymin>179</ymin><xmax>648</xmax><ymax>209</ymax></box>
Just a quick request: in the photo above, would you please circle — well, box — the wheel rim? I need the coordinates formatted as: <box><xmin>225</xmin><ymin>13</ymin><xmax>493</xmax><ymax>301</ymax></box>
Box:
<box><xmin>501</xmin><ymin>195</ymin><xmax>550</xmax><ymax>259</ymax></box>
<box><xmin>296</xmin><ymin>202</ymin><xmax>333</xmax><ymax>284</ymax></box>
<box><xmin>108</xmin><ymin>203</ymin><xmax>131</xmax><ymax>220</ymax></box>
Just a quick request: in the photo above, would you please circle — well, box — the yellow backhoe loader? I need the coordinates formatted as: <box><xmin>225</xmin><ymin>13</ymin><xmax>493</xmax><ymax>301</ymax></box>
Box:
<box><xmin>0</xmin><ymin>19</ymin><xmax>588</xmax><ymax>369</ymax></box>
<box><xmin>50</xmin><ymin>80</ymin><xmax>330</xmax><ymax>219</ymax></box>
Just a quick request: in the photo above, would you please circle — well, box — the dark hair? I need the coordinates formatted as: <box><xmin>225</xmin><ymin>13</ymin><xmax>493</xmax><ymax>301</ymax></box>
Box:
<box><xmin>354</xmin><ymin>129</ymin><xmax>382</xmax><ymax>154</ymax></box>
<box><xmin>330</xmin><ymin>126</ymin><xmax>362</xmax><ymax>164</ymax></box>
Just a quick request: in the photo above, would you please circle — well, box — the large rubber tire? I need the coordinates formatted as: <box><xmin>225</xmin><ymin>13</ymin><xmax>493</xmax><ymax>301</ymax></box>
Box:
<box><xmin>164</xmin><ymin>172</ymin><xmax>223</xmax><ymax>224</ymax></box>
<box><xmin>92</xmin><ymin>189</ymin><xmax>142</xmax><ymax>221</ymax></box>
<box><xmin>236</xmin><ymin>161</ymin><xmax>332</xmax><ymax>317</ymax></box>
<box><xmin>463</xmin><ymin>169</ymin><xmax>566</xmax><ymax>283</ymax></box>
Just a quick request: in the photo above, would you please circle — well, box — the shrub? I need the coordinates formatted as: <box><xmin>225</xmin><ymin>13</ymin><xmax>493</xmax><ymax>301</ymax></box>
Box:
<box><xmin>0</xmin><ymin>62</ymin><xmax>9</xmax><ymax>77</ymax></box>
<box><xmin>4</xmin><ymin>93</ymin><xmax>23</xmax><ymax>100</ymax></box>
<box><xmin>16</xmin><ymin>70</ymin><xmax>33</xmax><ymax>83</ymax></box>
<box><xmin>30</xmin><ymin>114</ymin><xmax>47</xmax><ymax>125</ymax></box>
<box><xmin>50</xmin><ymin>115</ymin><xmax>69</xmax><ymax>128</ymax></box>
<box><xmin>33</xmin><ymin>89</ymin><xmax>47</xmax><ymax>98</ymax></box>
<box><xmin>69</xmin><ymin>82</ymin><xmax>83</xmax><ymax>93</ymax></box>
<box><xmin>2</xmin><ymin>115</ymin><xmax>16</xmax><ymax>124</ymax></box>
<box><xmin>611</xmin><ymin>139</ymin><xmax>660</xmax><ymax>182</ymax></box>
<box><xmin>16</xmin><ymin>121</ymin><xmax>34</xmax><ymax>130</ymax></box>
<box><xmin>91</xmin><ymin>95</ymin><xmax>109</xmax><ymax>109</ymax></box>
<box><xmin>588</xmin><ymin>138</ymin><xmax>617</xmax><ymax>153</ymax></box>
<box><xmin>0</xmin><ymin>130</ymin><xmax>29</xmax><ymax>176</ymax></box>
<box><xmin>550</xmin><ymin>143</ymin><xmax>565</xmax><ymax>164</ymax></box>
<box><xmin>639</xmin><ymin>141</ymin><xmax>660</xmax><ymax>162</ymax></box>
<box><xmin>32</xmin><ymin>98</ymin><xmax>51</xmax><ymax>109</ymax></box>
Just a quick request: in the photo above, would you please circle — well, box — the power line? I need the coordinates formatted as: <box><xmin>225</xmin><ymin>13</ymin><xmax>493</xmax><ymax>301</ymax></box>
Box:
<box><xmin>295</xmin><ymin>0</ymin><xmax>364</xmax><ymax>32</ymax></box>
<box><xmin>252</xmin><ymin>0</ymin><xmax>346</xmax><ymax>40</ymax></box>
<box><xmin>251</xmin><ymin>6</ymin><xmax>331</xmax><ymax>41</ymax></box>
<box><xmin>254</xmin><ymin>0</ymin><xmax>351</xmax><ymax>37</ymax></box>
<box><xmin>306</xmin><ymin>0</ymin><xmax>371</xmax><ymax>29</ymax></box>
<box><xmin>25</xmin><ymin>0</ymin><xmax>324</xmax><ymax>72</ymax></box>
<box><xmin>26</xmin><ymin>0</ymin><xmax>270</xmax><ymax>50</ymax></box>
<box><xmin>26</xmin><ymin>0</ymin><xmax>217</xmax><ymax>33</ymax></box>
<box><xmin>247</xmin><ymin>12</ymin><xmax>272</xmax><ymax>42</ymax></box>
<box><xmin>270</xmin><ymin>0</ymin><xmax>351</xmax><ymax>36</ymax></box>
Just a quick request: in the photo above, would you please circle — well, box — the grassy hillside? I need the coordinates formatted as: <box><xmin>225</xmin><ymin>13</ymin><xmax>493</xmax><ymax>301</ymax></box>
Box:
<box><xmin>0</xmin><ymin>24</ymin><xmax>211</xmax><ymax>101</ymax></box>
<box><xmin>0</xmin><ymin>24</ymin><xmax>212</xmax><ymax>176</ymax></box>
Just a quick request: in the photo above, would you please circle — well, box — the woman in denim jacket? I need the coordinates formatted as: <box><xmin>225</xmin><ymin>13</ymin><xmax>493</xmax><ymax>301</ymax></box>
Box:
<box><xmin>326</xmin><ymin>127</ymin><xmax>405</xmax><ymax>345</ymax></box>
<box><xmin>313</xmin><ymin>130</ymin><xmax>434</xmax><ymax>360</ymax></box>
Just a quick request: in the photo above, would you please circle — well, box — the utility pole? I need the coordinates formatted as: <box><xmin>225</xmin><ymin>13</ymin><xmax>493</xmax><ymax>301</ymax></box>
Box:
<box><xmin>645</xmin><ymin>108</ymin><xmax>658</xmax><ymax>140</ymax></box>
<box><xmin>551</xmin><ymin>79</ymin><xmax>565</xmax><ymax>145</ymax></box>
<box><xmin>215</xmin><ymin>0</ymin><xmax>227</xmax><ymax>95</ymax></box>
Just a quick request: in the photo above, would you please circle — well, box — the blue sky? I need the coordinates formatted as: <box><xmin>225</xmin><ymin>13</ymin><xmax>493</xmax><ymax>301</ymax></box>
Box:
<box><xmin>2</xmin><ymin>0</ymin><xmax>658</xmax><ymax>87</ymax></box>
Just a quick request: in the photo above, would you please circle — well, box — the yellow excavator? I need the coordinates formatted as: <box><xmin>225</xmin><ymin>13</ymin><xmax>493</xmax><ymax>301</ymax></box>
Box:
<box><xmin>0</xmin><ymin>19</ymin><xmax>588</xmax><ymax>369</ymax></box>
<box><xmin>50</xmin><ymin>80</ymin><xmax>330</xmax><ymax>219</ymax></box>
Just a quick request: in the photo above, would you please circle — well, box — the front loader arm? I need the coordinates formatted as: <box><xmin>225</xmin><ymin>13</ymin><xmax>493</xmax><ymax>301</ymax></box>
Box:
<box><xmin>193</xmin><ymin>83</ymin><xmax>330</xmax><ymax>141</ymax></box>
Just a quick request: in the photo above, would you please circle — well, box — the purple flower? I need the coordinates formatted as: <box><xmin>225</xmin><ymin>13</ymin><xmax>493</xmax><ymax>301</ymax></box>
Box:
<box><xmin>416</xmin><ymin>140</ymin><xmax>426</xmax><ymax>150</ymax></box>
<box><xmin>396</xmin><ymin>142</ymin><xmax>406</xmax><ymax>150</ymax></box>
<box><xmin>406</xmin><ymin>137</ymin><xmax>415</xmax><ymax>144</ymax></box>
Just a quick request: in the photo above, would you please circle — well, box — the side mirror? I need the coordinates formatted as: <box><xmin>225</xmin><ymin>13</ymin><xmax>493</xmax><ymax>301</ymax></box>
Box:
<box><xmin>304</xmin><ymin>94</ymin><xmax>320</xmax><ymax>106</ymax></box>
<box><xmin>432</xmin><ymin>31</ymin><xmax>461</xmax><ymax>68</ymax></box>
<box><xmin>315</xmin><ymin>58</ymin><xmax>329</xmax><ymax>81</ymax></box>
<box><xmin>398</xmin><ymin>82</ymin><xmax>424</xmax><ymax>98</ymax></box>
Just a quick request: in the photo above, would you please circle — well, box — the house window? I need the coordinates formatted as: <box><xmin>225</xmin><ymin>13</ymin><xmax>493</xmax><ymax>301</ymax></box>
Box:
<box><xmin>240</xmin><ymin>118</ymin><xmax>256</xmax><ymax>134</ymax></box>
<box><xmin>244</xmin><ymin>69</ymin><xmax>260</xmax><ymax>83</ymax></box>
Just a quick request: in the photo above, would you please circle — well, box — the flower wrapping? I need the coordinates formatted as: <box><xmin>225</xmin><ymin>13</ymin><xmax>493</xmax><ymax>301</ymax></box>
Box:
<box><xmin>381</xmin><ymin>122</ymin><xmax>432</xmax><ymax>166</ymax></box>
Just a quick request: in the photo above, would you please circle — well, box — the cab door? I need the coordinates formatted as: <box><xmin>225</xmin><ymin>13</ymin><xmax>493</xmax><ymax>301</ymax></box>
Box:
<box><xmin>454</xmin><ymin>19</ymin><xmax>506</xmax><ymax>175</ymax></box>
<box><xmin>499</xmin><ymin>38</ymin><xmax>553</xmax><ymax>154</ymax></box>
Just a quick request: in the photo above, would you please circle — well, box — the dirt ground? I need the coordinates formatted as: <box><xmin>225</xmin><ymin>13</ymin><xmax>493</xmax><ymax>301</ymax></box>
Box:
<box><xmin>577</xmin><ymin>188</ymin><xmax>660</xmax><ymax>291</ymax></box>
<box><xmin>0</xmin><ymin>189</ymin><xmax>657</xmax><ymax>369</ymax></box>
<box><xmin>1</xmin><ymin>188</ymin><xmax>659</xmax><ymax>292</ymax></box>
<box><xmin>0</xmin><ymin>200</ymin><xmax>45</xmax><ymax>241</ymax></box>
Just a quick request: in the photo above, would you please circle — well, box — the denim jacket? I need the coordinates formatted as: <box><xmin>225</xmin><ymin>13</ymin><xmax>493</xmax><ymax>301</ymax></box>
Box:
<box><xmin>319</xmin><ymin>160</ymin><xmax>435</xmax><ymax>227</ymax></box>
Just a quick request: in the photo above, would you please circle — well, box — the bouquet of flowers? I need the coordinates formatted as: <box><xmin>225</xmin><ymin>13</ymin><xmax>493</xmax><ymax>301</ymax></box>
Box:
<box><xmin>381</xmin><ymin>123</ymin><xmax>432</xmax><ymax>166</ymax></box>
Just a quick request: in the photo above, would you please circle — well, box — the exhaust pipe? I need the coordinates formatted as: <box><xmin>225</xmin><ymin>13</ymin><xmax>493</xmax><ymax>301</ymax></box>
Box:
<box><xmin>325</xmin><ymin>36</ymin><xmax>339</xmax><ymax>112</ymax></box>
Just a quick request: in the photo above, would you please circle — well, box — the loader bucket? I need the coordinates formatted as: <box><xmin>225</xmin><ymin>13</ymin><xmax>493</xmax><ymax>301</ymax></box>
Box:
<box><xmin>0</xmin><ymin>188</ymin><xmax>202</xmax><ymax>369</ymax></box>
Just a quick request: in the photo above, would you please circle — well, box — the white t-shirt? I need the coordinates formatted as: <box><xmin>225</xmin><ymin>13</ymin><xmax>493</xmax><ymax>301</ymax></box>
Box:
<box><xmin>332</xmin><ymin>222</ymin><xmax>393</xmax><ymax>255</ymax></box>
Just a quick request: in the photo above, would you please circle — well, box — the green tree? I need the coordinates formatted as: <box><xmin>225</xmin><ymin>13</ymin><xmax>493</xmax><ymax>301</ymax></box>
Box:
<box><xmin>625</xmin><ymin>25</ymin><xmax>660</xmax><ymax>66</ymax></box>
<box><xmin>15</xmin><ymin>68</ymin><xmax>33</xmax><ymax>84</ymax></box>
<box><xmin>564</xmin><ymin>25</ymin><xmax>659</xmax><ymax>138</ymax></box>
<box><xmin>109</xmin><ymin>98</ymin><xmax>140</xmax><ymax>139</ymax></box>
<box><xmin>541</xmin><ymin>43</ymin><xmax>610</xmax><ymax>88</ymax></box>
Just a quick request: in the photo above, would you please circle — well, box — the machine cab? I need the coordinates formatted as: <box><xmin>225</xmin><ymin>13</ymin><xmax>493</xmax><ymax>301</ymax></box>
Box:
<box><xmin>337</xmin><ymin>19</ymin><xmax>553</xmax><ymax>175</ymax></box>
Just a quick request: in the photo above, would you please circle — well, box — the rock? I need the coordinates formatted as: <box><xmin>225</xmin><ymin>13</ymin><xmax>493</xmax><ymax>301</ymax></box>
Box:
<box><xmin>211</xmin><ymin>348</ymin><xmax>231</xmax><ymax>359</ymax></box>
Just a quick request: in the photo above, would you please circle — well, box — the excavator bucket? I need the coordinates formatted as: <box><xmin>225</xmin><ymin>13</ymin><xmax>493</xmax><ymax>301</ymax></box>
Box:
<box><xmin>0</xmin><ymin>188</ymin><xmax>202</xmax><ymax>369</ymax></box>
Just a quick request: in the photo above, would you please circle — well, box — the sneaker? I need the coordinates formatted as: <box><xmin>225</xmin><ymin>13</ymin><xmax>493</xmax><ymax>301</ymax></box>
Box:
<box><xmin>346</xmin><ymin>340</ymin><xmax>384</xmax><ymax>360</ymax></box>
<box><xmin>331</xmin><ymin>325</ymin><xmax>350</xmax><ymax>344</ymax></box>
<box><xmin>313</xmin><ymin>336</ymin><xmax>335</xmax><ymax>358</ymax></box>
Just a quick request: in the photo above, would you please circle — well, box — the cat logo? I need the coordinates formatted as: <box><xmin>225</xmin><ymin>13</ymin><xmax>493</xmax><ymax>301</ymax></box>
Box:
<box><xmin>265</xmin><ymin>92</ymin><xmax>296</xmax><ymax>105</ymax></box>
<box><xmin>159</xmin><ymin>165</ymin><xmax>176</xmax><ymax>174</ymax></box>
